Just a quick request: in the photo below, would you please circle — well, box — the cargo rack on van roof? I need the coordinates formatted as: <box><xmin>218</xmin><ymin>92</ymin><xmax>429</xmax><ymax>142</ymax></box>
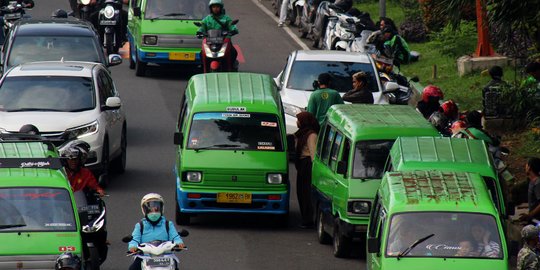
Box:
<box><xmin>0</xmin><ymin>133</ymin><xmax>59</xmax><ymax>152</ymax></box>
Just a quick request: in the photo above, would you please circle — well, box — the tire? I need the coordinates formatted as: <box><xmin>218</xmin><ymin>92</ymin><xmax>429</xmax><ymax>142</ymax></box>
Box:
<box><xmin>175</xmin><ymin>193</ymin><xmax>190</xmax><ymax>225</ymax></box>
<box><xmin>128</xmin><ymin>43</ymin><xmax>135</xmax><ymax>69</ymax></box>
<box><xmin>135</xmin><ymin>48</ymin><xmax>147</xmax><ymax>77</ymax></box>
<box><xmin>111</xmin><ymin>125</ymin><xmax>126</xmax><ymax>174</ymax></box>
<box><xmin>317</xmin><ymin>208</ymin><xmax>331</xmax><ymax>244</ymax></box>
<box><xmin>99</xmin><ymin>137</ymin><xmax>110</xmax><ymax>188</ymax></box>
<box><xmin>333</xmin><ymin>218</ymin><xmax>352</xmax><ymax>258</ymax></box>
<box><xmin>87</xmin><ymin>246</ymin><xmax>100</xmax><ymax>270</ymax></box>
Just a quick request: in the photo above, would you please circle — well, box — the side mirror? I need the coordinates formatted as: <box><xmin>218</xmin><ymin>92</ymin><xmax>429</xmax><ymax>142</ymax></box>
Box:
<box><xmin>122</xmin><ymin>235</ymin><xmax>133</xmax><ymax>243</ymax></box>
<box><xmin>367</xmin><ymin>237</ymin><xmax>380</xmax><ymax>253</ymax></box>
<box><xmin>410</xmin><ymin>76</ymin><xmax>419</xmax><ymax>83</ymax></box>
<box><xmin>336</xmin><ymin>160</ymin><xmax>347</xmax><ymax>175</ymax></box>
<box><xmin>78</xmin><ymin>211</ymin><xmax>89</xmax><ymax>226</ymax></box>
<box><xmin>286</xmin><ymin>134</ymin><xmax>295</xmax><ymax>154</ymax></box>
<box><xmin>174</xmin><ymin>132</ymin><xmax>183</xmax><ymax>145</ymax></box>
<box><xmin>104</xmin><ymin>97</ymin><xmax>121</xmax><ymax>110</ymax></box>
<box><xmin>133</xmin><ymin>7</ymin><xmax>141</xmax><ymax>17</ymax></box>
<box><xmin>273</xmin><ymin>76</ymin><xmax>281</xmax><ymax>89</ymax></box>
<box><xmin>108</xmin><ymin>54</ymin><xmax>122</xmax><ymax>66</ymax></box>
<box><xmin>193</xmin><ymin>22</ymin><xmax>202</xmax><ymax>27</ymax></box>
<box><xmin>232</xmin><ymin>19</ymin><xmax>239</xmax><ymax>25</ymax></box>
<box><xmin>382</xmin><ymin>82</ymin><xmax>399</xmax><ymax>94</ymax></box>
<box><xmin>179</xmin><ymin>229</ymin><xmax>189</xmax><ymax>237</ymax></box>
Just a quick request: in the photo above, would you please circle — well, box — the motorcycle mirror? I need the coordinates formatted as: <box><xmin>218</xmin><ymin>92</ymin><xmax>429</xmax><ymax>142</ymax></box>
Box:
<box><xmin>122</xmin><ymin>235</ymin><xmax>133</xmax><ymax>243</ymax></box>
<box><xmin>410</xmin><ymin>76</ymin><xmax>420</xmax><ymax>83</ymax></box>
<box><xmin>232</xmin><ymin>19</ymin><xmax>239</xmax><ymax>25</ymax></box>
<box><xmin>179</xmin><ymin>229</ymin><xmax>189</xmax><ymax>237</ymax></box>
<box><xmin>193</xmin><ymin>22</ymin><xmax>202</xmax><ymax>27</ymax></box>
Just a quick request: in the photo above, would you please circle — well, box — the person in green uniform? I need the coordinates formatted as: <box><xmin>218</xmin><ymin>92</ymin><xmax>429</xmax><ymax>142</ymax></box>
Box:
<box><xmin>307</xmin><ymin>73</ymin><xmax>344</xmax><ymax>125</ymax></box>
<box><xmin>197</xmin><ymin>0</ymin><xmax>239</xmax><ymax>63</ymax></box>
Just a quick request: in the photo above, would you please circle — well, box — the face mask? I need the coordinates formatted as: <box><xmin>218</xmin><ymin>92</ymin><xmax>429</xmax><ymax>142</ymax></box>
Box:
<box><xmin>147</xmin><ymin>212</ymin><xmax>161</xmax><ymax>222</ymax></box>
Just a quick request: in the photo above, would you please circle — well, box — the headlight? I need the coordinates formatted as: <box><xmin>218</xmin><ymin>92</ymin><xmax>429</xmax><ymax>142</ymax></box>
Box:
<box><xmin>283</xmin><ymin>102</ymin><xmax>304</xmax><ymax>117</ymax></box>
<box><xmin>66</xmin><ymin>121</ymin><xmax>98</xmax><ymax>139</ymax></box>
<box><xmin>267</xmin><ymin>173</ymin><xmax>283</xmax><ymax>184</ymax></box>
<box><xmin>79</xmin><ymin>0</ymin><xmax>91</xmax><ymax>5</ymax></box>
<box><xmin>143</xmin><ymin>35</ymin><xmax>158</xmax><ymax>45</ymax></box>
<box><xmin>348</xmin><ymin>201</ymin><xmax>370</xmax><ymax>215</ymax></box>
<box><xmin>103</xmin><ymin>5</ymin><xmax>115</xmax><ymax>19</ymax></box>
<box><xmin>216</xmin><ymin>43</ymin><xmax>228</xmax><ymax>58</ymax></box>
<box><xmin>185</xmin><ymin>171</ymin><xmax>202</xmax><ymax>183</ymax></box>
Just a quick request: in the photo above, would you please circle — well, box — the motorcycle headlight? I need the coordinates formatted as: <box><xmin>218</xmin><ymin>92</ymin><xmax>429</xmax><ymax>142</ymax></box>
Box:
<box><xmin>217</xmin><ymin>42</ymin><xmax>228</xmax><ymax>58</ymax></box>
<box><xmin>143</xmin><ymin>35</ymin><xmax>158</xmax><ymax>45</ymax></box>
<box><xmin>103</xmin><ymin>5</ymin><xmax>115</xmax><ymax>19</ymax></box>
<box><xmin>79</xmin><ymin>0</ymin><xmax>91</xmax><ymax>5</ymax></box>
<box><xmin>267</xmin><ymin>173</ymin><xmax>283</xmax><ymax>184</ymax></box>
<box><xmin>348</xmin><ymin>200</ymin><xmax>371</xmax><ymax>215</ymax></box>
<box><xmin>185</xmin><ymin>171</ymin><xmax>202</xmax><ymax>183</ymax></box>
<box><xmin>66</xmin><ymin>121</ymin><xmax>99</xmax><ymax>139</ymax></box>
<box><xmin>283</xmin><ymin>102</ymin><xmax>304</xmax><ymax>117</ymax></box>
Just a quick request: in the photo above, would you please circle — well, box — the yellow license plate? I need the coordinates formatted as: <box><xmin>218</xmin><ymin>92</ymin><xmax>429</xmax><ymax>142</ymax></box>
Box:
<box><xmin>217</xmin><ymin>192</ymin><xmax>252</xmax><ymax>204</ymax></box>
<box><xmin>169</xmin><ymin>52</ymin><xmax>196</xmax><ymax>61</ymax></box>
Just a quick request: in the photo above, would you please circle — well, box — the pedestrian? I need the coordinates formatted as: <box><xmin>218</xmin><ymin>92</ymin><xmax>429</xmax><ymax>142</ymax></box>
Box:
<box><xmin>278</xmin><ymin>0</ymin><xmax>289</xmax><ymax>27</ymax></box>
<box><xmin>294</xmin><ymin>111</ymin><xmax>319</xmax><ymax>228</ymax></box>
<box><xmin>307</xmin><ymin>73</ymin><xmax>344</xmax><ymax>125</ymax></box>
<box><xmin>377</xmin><ymin>16</ymin><xmax>397</xmax><ymax>32</ymax></box>
<box><xmin>381</xmin><ymin>26</ymin><xmax>411</xmax><ymax>67</ymax></box>
<box><xmin>482</xmin><ymin>65</ymin><xmax>509</xmax><ymax>118</ymax></box>
<box><xmin>517</xmin><ymin>225</ymin><xmax>540</xmax><ymax>270</ymax></box>
<box><xmin>520</xmin><ymin>158</ymin><xmax>540</xmax><ymax>222</ymax></box>
<box><xmin>343</xmin><ymin>71</ymin><xmax>374</xmax><ymax>104</ymax></box>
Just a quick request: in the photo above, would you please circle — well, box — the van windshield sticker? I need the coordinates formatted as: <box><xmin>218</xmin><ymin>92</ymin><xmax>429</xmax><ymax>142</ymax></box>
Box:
<box><xmin>257</xmin><ymin>146</ymin><xmax>275</xmax><ymax>150</ymax></box>
<box><xmin>258</xmin><ymin>142</ymin><xmax>273</xmax><ymax>146</ymax></box>
<box><xmin>222</xmin><ymin>113</ymin><xmax>251</xmax><ymax>118</ymax></box>
<box><xmin>45</xmin><ymin>223</ymin><xmax>73</xmax><ymax>227</ymax></box>
<box><xmin>226</xmin><ymin>107</ymin><xmax>247</xmax><ymax>112</ymax></box>
<box><xmin>0</xmin><ymin>192</ymin><xmax>62</xmax><ymax>200</ymax></box>
<box><xmin>190</xmin><ymin>138</ymin><xmax>199</xmax><ymax>145</ymax></box>
<box><xmin>261</xmin><ymin>121</ymin><xmax>277</xmax><ymax>127</ymax></box>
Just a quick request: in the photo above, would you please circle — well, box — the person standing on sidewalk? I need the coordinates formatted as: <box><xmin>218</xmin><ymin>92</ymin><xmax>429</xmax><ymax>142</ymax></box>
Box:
<box><xmin>517</xmin><ymin>225</ymin><xmax>540</xmax><ymax>270</ymax></box>
<box><xmin>278</xmin><ymin>0</ymin><xmax>289</xmax><ymax>27</ymax></box>
<box><xmin>520</xmin><ymin>158</ymin><xmax>540</xmax><ymax>222</ymax></box>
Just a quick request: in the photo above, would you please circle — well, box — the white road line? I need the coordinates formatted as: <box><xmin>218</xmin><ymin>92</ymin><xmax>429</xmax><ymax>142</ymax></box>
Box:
<box><xmin>251</xmin><ymin>0</ymin><xmax>311</xmax><ymax>50</ymax></box>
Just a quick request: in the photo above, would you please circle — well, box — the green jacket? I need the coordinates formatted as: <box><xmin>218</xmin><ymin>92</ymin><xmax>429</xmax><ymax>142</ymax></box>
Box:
<box><xmin>384</xmin><ymin>35</ymin><xmax>410</xmax><ymax>65</ymax></box>
<box><xmin>307</xmin><ymin>88</ymin><xmax>344</xmax><ymax>124</ymax></box>
<box><xmin>198</xmin><ymin>13</ymin><xmax>238</xmax><ymax>35</ymax></box>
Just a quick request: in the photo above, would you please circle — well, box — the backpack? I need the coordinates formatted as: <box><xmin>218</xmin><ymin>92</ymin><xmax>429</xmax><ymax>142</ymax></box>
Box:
<box><xmin>139</xmin><ymin>219</ymin><xmax>170</xmax><ymax>236</ymax></box>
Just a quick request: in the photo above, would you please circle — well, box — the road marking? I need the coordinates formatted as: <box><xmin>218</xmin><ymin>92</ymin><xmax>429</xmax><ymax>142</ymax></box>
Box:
<box><xmin>251</xmin><ymin>0</ymin><xmax>310</xmax><ymax>50</ymax></box>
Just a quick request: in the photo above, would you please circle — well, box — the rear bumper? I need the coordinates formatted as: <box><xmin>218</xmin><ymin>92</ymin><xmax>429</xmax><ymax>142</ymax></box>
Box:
<box><xmin>137</xmin><ymin>50</ymin><xmax>201</xmax><ymax>65</ymax></box>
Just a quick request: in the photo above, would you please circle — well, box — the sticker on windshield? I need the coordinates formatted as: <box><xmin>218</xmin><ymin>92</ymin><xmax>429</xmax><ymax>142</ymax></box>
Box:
<box><xmin>46</xmin><ymin>223</ymin><xmax>73</xmax><ymax>227</ymax></box>
<box><xmin>261</xmin><ymin>121</ymin><xmax>277</xmax><ymax>127</ymax></box>
<box><xmin>191</xmin><ymin>138</ymin><xmax>199</xmax><ymax>146</ymax></box>
<box><xmin>258</xmin><ymin>142</ymin><xmax>273</xmax><ymax>146</ymax></box>
<box><xmin>226</xmin><ymin>107</ymin><xmax>247</xmax><ymax>112</ymax></box>
<box><xmin>257</xmin><ymin>146</ymin><xmax>276</xmax><ymax>150</ymax></box>
<box><xmin>222</xmin><ymin>113</ymin><xmax>251</xmax><ymax>118</ymax></box>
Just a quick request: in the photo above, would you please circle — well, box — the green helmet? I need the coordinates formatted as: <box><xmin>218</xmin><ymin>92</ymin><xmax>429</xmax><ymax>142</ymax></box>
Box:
<box><xmin>208</xmin><ymin>0</ymin><xmax>223</xmax><ymax>8</ymax></box>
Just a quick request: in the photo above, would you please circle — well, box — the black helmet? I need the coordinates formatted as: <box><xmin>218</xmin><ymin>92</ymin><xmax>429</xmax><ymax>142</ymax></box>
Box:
<box><xmin>55</xmin><ymin>252</ymin><xmax>81</xmax><ymax>270</ymax></box>
<box><xmin>59</xmin><ymin>140</ymin><xmax>90</xmax><ymax>164</ymax></box>
<box><xmin>19</xmin><ymin>124</ymin><xmax>40</xmax><ymax>135</ymax></box>
<box><xmin>52</xmin><ymin>9</ymin><xmax>68</xmax><ymax>19</ymax></box>
<box><xmin>331</xmin><ymin>0</ymin><xmax>352</xmax><ymax>12</ymax></box>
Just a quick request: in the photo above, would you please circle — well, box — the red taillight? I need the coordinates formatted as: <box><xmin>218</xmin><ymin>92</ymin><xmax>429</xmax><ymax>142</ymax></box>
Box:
<box><xmin>268</xmin><ymin>195</ymin><xmax>281</xmax><ymax>201</ymax></box>
<box><xmin>187</xmin><ymin>193</ymin><xmax>201</xmax><ymax>199</ymax></box>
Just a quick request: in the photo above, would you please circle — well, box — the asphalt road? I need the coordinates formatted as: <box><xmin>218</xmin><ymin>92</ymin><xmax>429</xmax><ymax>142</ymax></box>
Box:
<box><xmin>29</xmin><ymin>0</ymin><xmax>364</xmax><ymax>269</ymax></box>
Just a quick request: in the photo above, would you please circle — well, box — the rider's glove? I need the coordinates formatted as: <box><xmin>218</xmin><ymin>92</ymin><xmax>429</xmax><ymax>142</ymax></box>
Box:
<box><xmin>229</xmin><ymin>29</ymin><xmax>238</xmax><ymax>36</ymax></box>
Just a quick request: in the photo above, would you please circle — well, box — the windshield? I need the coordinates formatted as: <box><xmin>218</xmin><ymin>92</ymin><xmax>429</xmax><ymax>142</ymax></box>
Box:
<box><xmin>386</xmin><ymin>212</ymin><xmax>503</xmax><ymax>259</ymax></box>
<box><xmin>0</xmin><ymin>188</ymin><xmax>76</xmax><ymax>232</ymax></box>
<box><xmin>8</xmin><ymin>36</ymin><xmax>100</xmax><ymax>68</ymax></box>
<box><xmin>352</xmin><ymin>140</ymin><xmax>394</xmax><ymax>179</ymax></box>
<box><xmin>187</xmin><ymin>112</ymin><xmax>283</xmax><ymax>151</ymax></box>
<box><xmin>0</xmin><ymin>76</ymin><xmax>95</xmax><ymax>112</ymax></box>
<box><xmin>286</xmin><ymin>60</ymin><xmax>379</xmax><ymax>92</ymax></box>
<box><xmin>145</xmin><ymin>0</ymin><xmax>207</xmax><ymax>20</ymax></box>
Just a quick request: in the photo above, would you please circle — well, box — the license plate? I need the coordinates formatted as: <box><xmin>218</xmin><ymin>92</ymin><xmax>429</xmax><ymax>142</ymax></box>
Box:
<box><xmin>5</xmin><ymin>13</ymin><xmax>21</xmax><ymax>20</ymax></box>
<box><xmin>169</xmin><ymin>52</ymin><xmax>196</xmax><ymax>61</ymax></box>
<box><xmin>217</xmin><ymin>192</ymin><xmax>252</xmax><ymax>204</ymax></box>
<box><xmin>99</xmin><ymin>20</ymin><xmax>117</xmax><ymax>26</ymax></box>
<box><xmin>146</xmin><ymin>258</ymin><xmax>172</xmax><ymax>267</ymax></box>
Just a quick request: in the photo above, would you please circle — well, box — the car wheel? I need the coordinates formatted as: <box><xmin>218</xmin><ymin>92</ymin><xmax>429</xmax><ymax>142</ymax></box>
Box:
<box><xmin>128</xmin><ymin>43</ymin><xmax>135</xmax><ymax>69</ymax></box>
<box><xmin>111</xmin><ymin>125</ymin><xmax>126</xmax><ymax>174</ymax></box>
<box><xmin>317</xmin><ymin>207</ymin><xmax>331</xmax><ymax>244</ymax></box>
<box><xmin>333</xmin><ymin>218</ymin><xmax>352</xmax><ymax>258</ymax></box>
<box><xmin>99</xmin><ymin>137</ymin><xmax>110</xmax><ymax>188</ymax></box>
<box><xmin>135</xmin><ymin>48</ymin><xmax>147</xmax><ymax>77</ymax></box>
<box><xmin>175</xmin><ymin>193</ymin><xmax>190</xmax><ymax>225</ymax></box>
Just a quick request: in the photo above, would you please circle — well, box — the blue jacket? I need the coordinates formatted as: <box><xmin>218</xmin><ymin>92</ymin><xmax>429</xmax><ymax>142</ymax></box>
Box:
<box><xmin>128</xmin><ymin>217</ymin><xmax>183</xmax><ymax>250</ymax></box>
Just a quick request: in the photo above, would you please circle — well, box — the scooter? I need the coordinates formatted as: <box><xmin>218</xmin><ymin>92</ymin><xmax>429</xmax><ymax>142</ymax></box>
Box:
<box><xmin>335</xmin><ymin>29</ymin><xmax>373</xmax><ymax>52</ymax></box>
<box><xmin>123</xmin><ymin>230</ymin><xmax>189</xmax><ymax>270</ymax></box>
<box><xmin>321</xmin><ymin>13</ymin><xmax>359</xmax><ymax>50</ymax></box>
<box><xmin>274</xmin><ymin>0</ymin><xmax>305</xmax><ymax>26</ymax></box>
<box><xmin>1</xmin><ymin>1</ymin><xmax>30</xmax><ymax>38</ymax></box>
<box><xmin>97</xmin><ymin>0</ymin><xmax>123</xmax><ymax>54</ymax></box>
<box><xmin>194</xmin><ymin>20</ymin><xmax>239</xmax><ymax>73</ymax></box>
<box><xmin>298</xmin><ymin>0</ymin><xmax>320</xmax><ymax>38</ymax></box>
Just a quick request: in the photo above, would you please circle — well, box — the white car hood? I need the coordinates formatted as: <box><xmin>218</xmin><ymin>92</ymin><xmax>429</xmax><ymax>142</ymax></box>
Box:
<box><xmin>280</xmin><ymin>88</ymin><xmax>313</xmax><ymax>109</ymax></box>
<box><xmin>0</xmin><ymin>110</ymin><xmax>98</xmax><ymax>132</ymax></box>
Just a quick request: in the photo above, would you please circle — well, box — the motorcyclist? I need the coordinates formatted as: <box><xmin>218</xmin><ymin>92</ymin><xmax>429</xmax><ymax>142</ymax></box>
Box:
<box><xmin>416</xmin><ymin>85</ymin><xmax>443</xmax><ymax>119</ymax></box>
<box><xmin>128</xmin><ymin>193</ymin><xmax>185</xmax><ymax>270</ymax></box>
<box><xmin>0</xmin><ymin>0</ymin><xmax>33</xmax><ymax>44</ymax></box>
<box><xmin>68</xmin><ymin>0</ymin><xmax>129</xmax><ymax>44</ymax></box>
<box><xmin>457</xmin><ymin>110</ymin><xmax>499</xmax><ymax>146</ymax></box>
<box><xmin>197</xmin><ymin>0</ymin><xmax>238</xmax><ymax>61</ymax></box>
<box><xmin>380</xmin><ymin>26</ymin><xmax>411</xmax><ymax>67</ymax></box>
<box><xmin>428</xmin><ymin>99</ymin><xmax>459</xmax><ymax>136</ymax></box>
<box><xmin>59</xmin><ymin>140</ymin><xmax>105</xmax><ymax>197</ymax></box>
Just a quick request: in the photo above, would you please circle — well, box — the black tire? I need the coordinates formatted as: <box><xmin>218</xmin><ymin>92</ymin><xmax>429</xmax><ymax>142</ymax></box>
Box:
<box><xmin>317</xmin><ymin>208</ymin><xmax>331</xmax><ymax>244</ymax></box>
<box><xmin>175</xmin><ymin>194</ymin><xmax>190</xmax><ymax>225</ymax></box>
<box><xmin>111</xmin><ymin>125</ymin><xmax>127</xmax><ymax>174</ymax></box>
<box><xmin>128</xmin><ymin>43</ymin><xmax>135</xmax><ymax>69</ymax></box>
<box><xmin>273</xmin><ymin>212</ymin><xmax>289</xmax><ymax>228</ymax></box>
<box><xmin>87</xmin><ymin>246</ymin><xmax>100</xmax><ymax>270</ymax></box>
<box><xmin>135</xmin><ymin>48</ymin><xmax>147</xmax><ymax>77</ymax></box>
<box><xmin>333</xmin><ymin>218</ymin><xmax>352</xmax><ymax>258</ymax></box>
<box><xmin>99</xmin><ymin>137</ymin><xmax>110</xmax><ymax>188</ymax></box>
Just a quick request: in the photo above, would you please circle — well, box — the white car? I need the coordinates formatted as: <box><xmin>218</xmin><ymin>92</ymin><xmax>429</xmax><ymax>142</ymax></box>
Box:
<box><xmin>274</xmin><ymin>50</ymin><xmax>401</xmax><ymax>134</ymax></box>
<box><xmin>0</xmin><ymin>61</ymin><xmax>127</xmax><ymax>185</ymax></box>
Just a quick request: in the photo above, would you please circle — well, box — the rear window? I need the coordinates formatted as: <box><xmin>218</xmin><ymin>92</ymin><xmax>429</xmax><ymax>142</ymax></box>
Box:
<box><xmin>187</xmin><ymin>112</ymin><xmax>283</xmax><ymax>151</ymax></box>
<box><xmin>0</xmin><ymin>187</ymin><xmax>76</xmax><ymax>232</ymax></box>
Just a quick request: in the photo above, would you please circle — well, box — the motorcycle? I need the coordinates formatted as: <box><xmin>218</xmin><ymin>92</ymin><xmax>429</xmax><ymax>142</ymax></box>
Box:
<box><xmin>194</xmin><ymin>20</ymin><xmax>239</xmax><ymax>73</ymax></box>
<box><xmin>298</xmin><ymin>0</ymin><xmax>321</xmax><ymax>38</ymax></box>
<box><xmin>74</xmin><ymin>190</ymin><xmax>108</xmax><ymax>270</ymax></box>
<box><xmin>1</xmin><ymin>1</ymin><xmax>30</xmax><ymax>39</ymax></box>
<box><xmin>322</xmin><ymin>12</ymin><xmax>373</xmax><ymax>50</ymax></box>
<box><xmin>122</xmin><ymin>230</ymin><xmax>189</xmax><ymax>270</ymax></box>
<box><xmin>335</xmin><ymin>29</ymin><xmax>373</xmax><ymax>52</ymax></box>
<box><xmin>372</xmin><ymin>54</ymin><xmax>420</xmax><ymax>105</ymax></box>
<box><xmin>274</xmin><ymin>0</ymin><xmax>305</xmax><ymax>26</ymax></box>
<box><xmin>76</xmin><ymin>0</ymin><xmax>98</xmax><ymax>21</ymax></box>
<box><xmin>97</xmin><ymin>0</ymin><xmax>123</xmax><ymax>54</ymax></box>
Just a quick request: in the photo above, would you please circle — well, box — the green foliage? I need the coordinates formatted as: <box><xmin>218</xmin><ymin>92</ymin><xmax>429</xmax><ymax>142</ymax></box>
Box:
<box><xmin>499</xmin><ymin>84</ymin><xmax>540</xmax><ymax>127</ymax></box>
<box><xmin>429</xmin><ymin>21</ymin><xmax>477</xmax><ymax>58</ymax></box>
<box><xmin>517</xmin><ymin>129</ymin><xmax>540</xmax><ymax>157</ymax></box>
<box><xmin>353</xmin><ymin>1</ymin><xmax>405</xmax><ymax>26</ymax></box>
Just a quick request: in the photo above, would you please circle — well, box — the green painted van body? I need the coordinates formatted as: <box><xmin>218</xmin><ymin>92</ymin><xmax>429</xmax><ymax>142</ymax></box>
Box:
<box><xmin>367</xmin><ymin>171</ymin><xmax>508</xmax><ymax>270</ymax></box>
<box><xmin>311</xmin><ymin>104</ymin><xmax>439</xmax><ymax>256</ymax></box>
<box><xmin>174</xmin><ymin>73</ymin><xmax>289</xmax><ymax>224</ymax></box>
<box><xmin>0</xmin><ymin>141</ymin><xmax>82</xmax><ymax>269</ymax></box>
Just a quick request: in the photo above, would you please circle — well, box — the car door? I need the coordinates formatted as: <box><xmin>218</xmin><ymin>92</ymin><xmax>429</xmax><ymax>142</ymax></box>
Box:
<box><xmin>367</xmin><ymin>195</ymin><xmax>386</xmax><ymax>270</ymax></box>
<box><xmin>332</xmin><ymin>137</ymin><xmax>350</xmax><ymax>218</ymax></box>
<box><xmin>96</xmin><ymin>68</ymin><xmax>119</xmax><ymax>156</ymax></box>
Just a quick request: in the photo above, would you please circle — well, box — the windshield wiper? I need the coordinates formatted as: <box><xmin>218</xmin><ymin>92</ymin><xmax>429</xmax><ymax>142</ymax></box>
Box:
<box><xmin>7</xmin><ymin>108</ymin><xmax>63</xmax><ymax>112</ymax></box>
<box><xmin>193</xmin><ymin>144</ymin><xmax>241</xmax><ymax>152</ymax></box>
<box><xmin>149</xmin><ymin>13</ymin><xmax>186</xmax><ymax>20</ymax></box>
<box><xmin>397</xmin><ymin>233</ymin><xmax>434</xmax><ymax>260</ymax></box>
<box><xmin>0</xmin><ymin>223</ymin><xmax>26</xmax><ymax>230</ymax></box>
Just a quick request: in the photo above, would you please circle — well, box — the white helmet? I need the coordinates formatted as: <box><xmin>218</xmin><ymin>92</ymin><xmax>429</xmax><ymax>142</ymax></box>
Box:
<box><xmin>140</xmin><ymin>193</ymin><xmax>164</xmax><ymax>216</ymax></box>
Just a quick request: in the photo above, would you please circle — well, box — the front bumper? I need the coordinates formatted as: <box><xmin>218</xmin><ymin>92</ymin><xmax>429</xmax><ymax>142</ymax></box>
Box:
<box><xmin>137</xmin><ymin>48</ymin><xmax>201</xmax><ymax>65</ymax></box>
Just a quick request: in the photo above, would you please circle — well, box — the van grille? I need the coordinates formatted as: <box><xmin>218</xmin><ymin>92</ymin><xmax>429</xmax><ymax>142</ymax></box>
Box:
<box><xmin>156</xmin><ymin>35</ymin><xmax>200</xmax><ymax>48</ymax></box>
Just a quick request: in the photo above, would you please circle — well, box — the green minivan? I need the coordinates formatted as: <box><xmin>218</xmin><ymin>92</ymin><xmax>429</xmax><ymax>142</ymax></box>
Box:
<box><xmin>173</xmin><ymin>73</ymin><xmax>289</xmax><ymax>225</ymax></box>
<box><xmin>367</xmin><ymin>170</ymin><xmax>508</xmax><ymax>269</ymax></box>
<box><xmin>127</xmin><ymin>0</ymin><xmax>207</xmax><ymax>76</ymax></box>
<box><xmin>0</xmin><ymin>139</ymin><xmax>87</xmax><ymax>269</ymax></box>
<box><xmin>311</xmin><ymin>104</ymin><xmax>439</xmax><ymax>257</ymax></box>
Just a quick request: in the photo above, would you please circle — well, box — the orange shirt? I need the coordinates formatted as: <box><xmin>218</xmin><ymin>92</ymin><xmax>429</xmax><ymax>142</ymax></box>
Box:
<box><xmin>66</xmin><ymin>168</ymin><xmax>103</xmax><ymax>193</ymax></box>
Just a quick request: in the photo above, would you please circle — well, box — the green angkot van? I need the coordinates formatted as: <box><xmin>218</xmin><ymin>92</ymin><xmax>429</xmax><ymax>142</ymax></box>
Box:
<box><xmin>127</xmin><ymin>0</ymin><xmax>208</xmax><ymax>76</ymax></box>
<box><xmin>311</xmin><ymin>104</ymin><xmax>439</xmax><ymax>257</ymax></box>
<box><xmin>367</xmin><ymin>170</ymin><xmax>508</xmax><ymax>270</ymax></box>
<box><xmin>173</xmin><ymin>73</ymin><xmax>289</xmax><ymax>225</ymax></box>
<box><xmin>384</xmin><ymin>136</ymin><xmax>509</xmax><ymax>219</ymax></box>
<box><xmin>0</xmin><ymin>139</ymin><xmax>85</xmax><ymax>269</ymax></box>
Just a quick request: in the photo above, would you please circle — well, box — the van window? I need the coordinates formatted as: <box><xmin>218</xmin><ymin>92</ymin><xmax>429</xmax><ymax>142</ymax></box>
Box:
<box><xmin>386</xmin><ymin>212</ymin><xmax>502</xmax><ymax>259</ymax></box>
<box><xmin>352</xmin><ymin>140</ymin><xmax>394</xmax><ymax>179</ymax></box>
<box><xmin>483</xmin><ymin>176</ymin><xmax>501</xmax><ymax>213</ymax></box>
<box><xmin>321</xmin><ymin>127</ymin><xmax>336</xmax><ymax>165</ymax></box>
<box><xmin>368</xmin><ymin>195</ymin><xmax>381</xmax><ymax>238</ymax></box>
<box><xmin>329</xmin><ymin>133</ymin><xmax>343</xmax><ymax>170</ymax></box>
<box><xmin>339</xmin><ymin>139</ymin><xmax>351</xmax><ymax>174</ymax></box>
<box><xmin>187</xmin><ymin>112</ymin><xmax>283</xmax><ymax>151</ymax></box>
<box><xmin>316</xmin><ymin>123</ymin><xmax>328</xmax><ymax>158</ymax></box>
<box><xmin>144</xmin><ymin>0</ymin><xmax>207</xmax><ymax>20</ymax></box>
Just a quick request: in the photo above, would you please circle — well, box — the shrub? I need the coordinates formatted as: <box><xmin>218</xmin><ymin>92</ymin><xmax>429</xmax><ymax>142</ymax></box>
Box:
<box><xmin>429</xmin><ymin>21</ymin><xmax>477</xmax><ymax>58</ymax></box>
<box><xmin>498</xmin><ymin>84</ymin><xmax>540</xmax><ymax>128</ymax></box>
<box><xmin>399</xmin><ymin>17</ymin><xmax>427</xmax><ymax>42</ymax></box>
